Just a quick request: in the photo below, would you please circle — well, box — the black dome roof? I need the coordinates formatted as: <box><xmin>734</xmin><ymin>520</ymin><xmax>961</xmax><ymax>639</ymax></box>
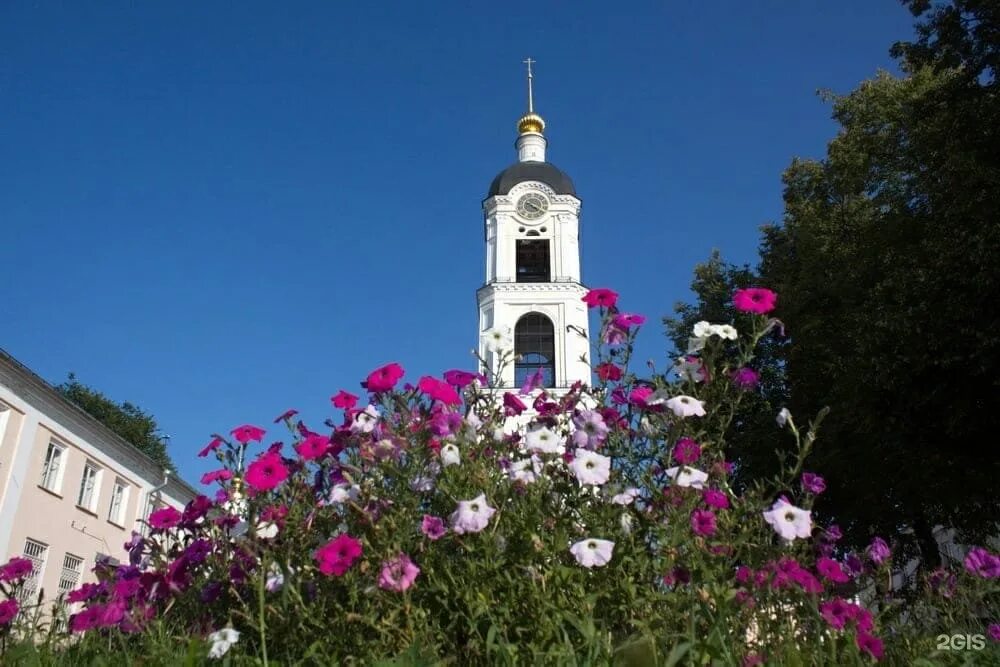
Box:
<box><xmin>486</xmin><ymin>161</ymin><xmax>576</xmax><ymax>198</ymax></box>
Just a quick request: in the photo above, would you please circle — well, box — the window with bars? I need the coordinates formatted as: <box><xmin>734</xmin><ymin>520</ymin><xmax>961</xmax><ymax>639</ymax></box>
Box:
<box><xmin>514</xmin><ymin>313</ymin><xmax>556</xmax><ymax>388</ymax></box>
<box><xmin>77</xmin><ymin>462</ymin><xmax>101</xmax><ymax>511</ymax></box>
<box><xmin>21</xmin><ymin>539</ymin><xmax>47</xmax><ymax>603</ymax></box>
<box><xmin>57</xmin><ymin>554</ymin><xmax>83</xmax><ymax>597</ymax></box>
<box><xmin>108</xmin><ymin>478</ymin><xmax>129</xmax><ymax>525</ymax></box>
<box><xmin>515</xmin><ymin>239</ymin><xmax>550</xmax><ymax>283</ymax></box>
<box><xmin>40</xmin><ymin>441</ymin><xmax>66</xmax><ymax>493</ymax></box>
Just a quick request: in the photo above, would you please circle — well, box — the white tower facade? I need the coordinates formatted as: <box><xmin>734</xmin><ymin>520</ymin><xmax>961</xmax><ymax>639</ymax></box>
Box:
<box><xmin>477</xmin><ymin>61</ymin><xmax>591</xmax><ymax>391</ymax></box>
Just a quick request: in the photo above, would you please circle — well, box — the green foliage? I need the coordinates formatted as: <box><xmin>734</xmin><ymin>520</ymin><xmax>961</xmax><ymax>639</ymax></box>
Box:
<box><xmin>57</xmin><ymin>374</ymin><xmax>174</xmax><ymax>472</ymax></box>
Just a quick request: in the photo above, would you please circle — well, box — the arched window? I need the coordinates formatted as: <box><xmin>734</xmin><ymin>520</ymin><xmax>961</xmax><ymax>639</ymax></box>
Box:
<box><xmin>515</xmin><ymin>313</ymin><xmax>555</xmax><ymax>388</ymax></box>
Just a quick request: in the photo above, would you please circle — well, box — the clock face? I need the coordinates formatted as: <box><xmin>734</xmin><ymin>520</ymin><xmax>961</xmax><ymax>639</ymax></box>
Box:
<box><xmin>515</xmin><ymin>192</ymin><xmax>549</xmax><ymax>220</ymax></box>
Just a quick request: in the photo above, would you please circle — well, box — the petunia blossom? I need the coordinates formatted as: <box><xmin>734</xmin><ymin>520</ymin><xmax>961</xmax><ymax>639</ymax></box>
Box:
<box><xmin>295</xmin><ymin>434</ymin><xmax>331</xmax><ymax>461</ymax></box>
<box><xmin>200</xmin><ymin>469</ymin><xmax>233</xmax><ymax>486</ymax></box>
<box><xmin>664</xmin><ymin>466</ymin><xmax>709</xmax><ymax>489</ymax></box>
<box><xmin>508</xmin><ymin>457</ymin><xmax>542</xmax><ymax>484</ymax></box>
<box><xmin>595</xmin><ymin>362</ymin><xmax>623</xmax><ymax>382</ymax></box>
<box><xmin>378</xmin><ymin>553</ymin><xmax>420</xmax><ymax>592</ymax></box>
<box><xmin>0</xmin><ymin>557</ymin><xmax>33</xmax><ymax>583</ymax></box>
<box><xmin>331</xmin><ymin>390</ymin><xmax>359</xmax><ymax>410</ymax></box>
<box><xmin>569</xmin><ymin>538</ymin><xmax>615</xmax><ymax>568</ymax></box>
<box><xmin>611</xmin><ymin>487</ymin><xmax>640</xmax><ymax>505</ymax></box>
<box><xmin>581</xmin><ymin>288</ymin><xmax>618</xmax><ymax>309</ymax></box>
<box><xmin>503</xmin><ymin>391</ymin><xmax>528</xmax><ymax>416</ymax></box>
<box><xmin>964</xmin><ymin>547</ymin><xmax>1000</xmax><ymax>579</ymax></box>
<box><xmin>245</xmin><ymin>452</ymin><xmax>289</xmax><ymax>492</ymax></box>
<box><xmin>867</xmin><ymin>537</ymin><xmax>891</xmax><ymax>565</ymax></box>
<box><xmin>365</xmin><ymin>362</ymin><xmax>405</xmax><ymax>393</ymax></box>
<box><xmin>673</xmin><ymin>438</ymin><xmax>702</xmax><ymax>465</ymax></box>
<box><xmin>572</xmin><ymin>410</ymin><xmax>609</xmax><ymax>450</ymax></box>
<box><xmin>440</xmin><ymin>442</ymin><xmax>461</xmax><ymax>467</ymax></box>
<box><xmin>481</xmin><ymin>326</ymin><xmax>513</xmax><ymax>352</ymax></box>
<box><xmin>418</xmin><ymin>376</ymin><xmax>461</xmax><ymax>406</ymax></box>
<box><xmin>148</xmin><ymin>506</ymin><xmax>182</xmax><ymax>531</ymax></box>
<box><xmin>315</xmin><ymin>534</ymin><xmax>363</xmax><ymax>576</ymax></box>
<box><xmin>816</xmin><ymin>557</ymin><xmax>850</xmax><ymax>583</ymax></box>
<box><xmin>421</xmin><ymin>515</ymin><xmax>447</xmax><ymax>540</ymax></box>
<box><xmin>702</xmin><ymin>488</ymin><xmax>730</xmax><ymax>510</ymax></box>
<box><xmin>762</xmin><ymin>498</ymin><xmax>812</xmax><ymax>542</ymax></box>
<box><xmin>442</xmin><ymin>369</ymin><xmax>482</xmax><ymax>388</ymax></box>
<box><xmin>449</xmin><ymin>493</ymin><xmax>496</xmax><ymax>534</ymax></box>
<box><xmin>691</xmin><ymin>509</ymin><xmax>717</xmax><ymax>537</ymax></box>
<box><xmin>800</xmin><ymin>472</ymin><xmax>826</xmax><ymax>495</ymax></box>
<box><xmin>733</xmin><ymin>287</ymin><xmax>777</xmax><ymax>314</ymax></box>
<box><xmin>230</xmin><ymin>425</ymin><xmax>266</xmax><ymax>444</ymax></box>
<box><xmin>0</xmin><ymin>599</ymin><xmax>18</xmax><ymax>625</ymax></box>
<box><xmin>524</xmin><ymin>426</ymin><xmax>565</xmax><ymax>455</ymax></box>
<box><xmin>208</xmin><ymin>628</ymin><xmax>240</xmax><ymax>659</ymax></box>
<box><xmin>272</xmin><ymin>409</ymin><xmax>298</xmax><ymax>424</ymax></box>
<box><xmin>350</xmin><ymin>405</ymin><xmax>380</xmax><ymax>434</ymax></box>
<box><xmin>649</xmin><ymin>393</ymin><xmax>706</xmax><ymax>418</ymax></box>
<box><xmin>197</xmin><ymin>436</ymin><xmax>225</xmax><ymax>458</ymax></box>
<box><xmin>569</xmin><ymin>450</ymin><xmax>611</xmax><ymax>486</ymax></box>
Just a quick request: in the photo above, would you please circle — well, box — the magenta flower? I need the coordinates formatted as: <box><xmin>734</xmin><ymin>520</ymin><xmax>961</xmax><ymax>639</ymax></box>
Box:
<box><xmin>732</xmin><ymin>287</ymin><xmax>777</xmax><ymax>314</ymax></box>
<box><xmin>601</xmin><ymin>322</ymin><xmax>628</xmax><ymax>345</ymax></box>
<box><xmin>364</xmin><ymin>362</ymin><xmax>405</xmax><ymax>393</ymax></box>
<box><xmin>612</xmin><ymin>312</ymin><xmax>646</xmax><ymax>328</ymax></box>
<box><xmin>315</xmin><ymin>534</ymin><xmax>363</xmax><ymax>576</ymax></box>
<box><xmin>819</xmin><ymin>598</ymin><xmax>852</xmax><ymax>630</ymax></box>
<box><xmin>964</xmin><ymin>547</ymin><xmax>1000</xmax><ymax>578</ymax></box>
<box><xmin>200</xmin><ymin>469</ymin><xmax>233</xmax><ymax>485</ymax></box>
<box><xmin>421</xmin><ymin>514</ymin><xmax>447</xmax><ymax>540</ymax></box>
<box><xmin>331</xmin><ymin>390</ymin><xmax>359</xmax><ymax>410</ymax></box>
<box><xmin>855</xmin><ymin>632</ymin><xmax>884</xmax><ymax>660</ymax></box>
<box><xmin>272</xmin><ymin>409</ymin><xmax>298</xmax><ymax>424</ymax></box>
<box><xmin>378</xmin><ymin>553</ymin><xmax>420</xmax><ymax>592</ymax></box>
<box><xmin>702</xmin><ymin>489</ymin><xmax>730</xmax><ymax>510</ymax></box>
<box><xmin>197</xmin><ymin>436</ymin><xmax>225</xmax><ymax>458</ymax></box>
<box><xmin>0</xmin><ymin>557</ymin><xmax>34</xmax><ymax>582</ymax></box>
<box><xmin>800</xmin><ymin>472</ymin><xmax>826</xmax><ymax>495</ymax></box>
<box><xmin>595</xmin><ymin>363</ymin><xmax>623</xmax><ymax>382</ymax></box>
<box><xmin>0</xmin><ymin>599</ymin><xmax>17</xmax><ymax>625</ymax></box>
<box><xmin>867</xmin><ymin>537</ymin><xmax>891</xmax><ymax>565</ymax></box>
<box><xmin>245</xmin><ymin>452</ymin><xmax>289</xmax><ymax>492</ymax></box>
<box><xmin>442</xmin><ymin>369</ymin><xmax>481</xmax><ymax>388</ymax></box>
<box><xmin>67</xmin><ymin>582</ymin><xmax>104</xmax><ymax>604</ymax></box>
<box><xmin>295</xmin><ymin>434</ymin><xmax>331</xmax><ymax>461</ymax></box>
<box><xmin>148</xmin><ymin>506</ymin><xmax>182</xmax><ymax>531</ymax></box>
<box><xmin>628</xmin><ymin>386</ymin><xmax>653</xmax><ymax>407</ymax></box>
<box><xmin>673</xmin><ymin>438</ymin><xmax>702</xmax><ymax>465</ymax></box>
<box><xmin>731</xmin><ymin>367</ymin><xmax>760</xmax><ymax>389</ymax></box>
<box><xmin>581</xmin><ymin>288</ymin><xmax>619</xmax><ymax>309</ymax></box>
<box><xmin>988</xmin><ymin>624</ymin><xmax>1000</xmax><ymax>642</ymax></box>
<box><xmin>230</xmin><ymin>425</ymin><xmax>266</xmax><ymax>444</ymax></box>
<box><xmin>417</xmin><ymin>376</ymin><xmax>461</xmax><ymax>406</ymax></box>
<box><xmin>691</xmin><ymin>509</ymin><xmax>717</xmax><ymax>537</ymax></box>
<box><xmin>503</xmin><ymin>392</ymin><xmax>527</xmax><ymax>416</ymax></box>
<box><xmin>816</xmin><ymin>557</ymin><xmax>850</xmax><ymax>583</ymax></box>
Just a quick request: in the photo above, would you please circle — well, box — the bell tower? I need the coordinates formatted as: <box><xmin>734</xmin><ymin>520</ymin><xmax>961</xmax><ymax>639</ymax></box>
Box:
<box><xmin>477</xmin><ymin>60</ymin><xmax>591</xmax><ymax>391</ymax></box>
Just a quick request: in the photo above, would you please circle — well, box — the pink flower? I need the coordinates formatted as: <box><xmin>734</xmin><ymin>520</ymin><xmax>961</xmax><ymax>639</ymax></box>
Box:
<box><xmin>148</xmin><ymin>506</ymin><xmax>182</xmax><ymax>531</ymax></box>
<box><xmin>673</xmin><ymin>438</ymin><xmax>702</xmax><ymax>465</ymax></box>
<box><xmin>378</xmin><ymin>553</ymin><xmax>420</xmax><ymax>592</ymax></box>
<box><xmin>315</xmin><ymin>534</ymin><xmax>363</xmax><ymax>576</ymax></box>
<box><xmin>595</xmin><ymin>363</ymin><xmax>623</xmax><ymax>382</ymax></box>
<box><xmin>230</xmin><ymin>425</ymin><xmax>266</xmax><ymax>444</ymax></box>
<box><xmin>503</xmin><ymin>392</ymin><xmax>527</xmax><ymax>416</ymax></box>
<box><xmin>702</xmin><ymin>488</ymin><xmax>730</xmax><ymax>510</ymax></box>
<box><xmin>742</xmin><ymin>655</ymin><xmax>764</xmax><ymax>667</ymax></box>
<box><xmin>442</xmin><ymin>369</ymin><xmax>482</xmax><ymax>388</ymax></box>
<box><xmin>819</xmin><ymin>598</ymin><xmax>852</xmax><ymax>630</ymax></box>
<box><xmin>581</xmin><ymin>288</ymin><xmax>619</xmax><ymax>309</ymax></box>
<box><xmin>612</xmin><ymin>313</ymin><xmax>646</xmax><ymax>328</ymax></box>
<box><xmin>628</xmin><ymin>386</ymin><xmax>653</xmax><ymax>407</ymax></box>
<box><xmin>67</xmin><ymin>582</ymin><xmax>103</xmax><ymax>603</ymax></box>
<box><xmin>200</xmin><ymin>469</ymin><xmax>233</xmax><ymax>485</ymax></box>
<box><xmin>0</xmin><ymin>557</ymin><xmax>34</xmax><ymax>582</ymax></box>
<box><xmin>245</xmin><ymin>452</ymin><xmax>289</xmax><ymax>492</ymax></box>
<box><xmin>70</xmin><ymin>607</ymin><xmax>101</xmax><ymax>632</ymax></box>
<box><xmin>331</xmin><ymin>390</ymin><xmax>359</xmax><ymax>410</ymax></box>
<box><xmin>421</xmin><ymin>515</ymin><xmax>447</xmax><ymax>540</ymax></box>
<box><xmin>364</xmin><ymin>363</ymin><xmax>405</xmax><ymax>393</ymax></box>
<box><xmin>691</xmin><ymin>509</ymin><xmax>717</xmax><ymax>537</ymax></box>
<box><xmin>0</xmin><ymin>599</ymin><xmax>17</xmax><ymax>625</ymax></box>
<box><xmin>867</xmin><ymin>537</ymin><xmax>891</xmax><ymax>565</ymax></box>
<box><xmin>272</xmin><ymin>409</ymin><xmax>298</xmax><ymax>423</ymax></box>
<box><xmin>197</xmin><ymin>436</ymin><xmax>225</xmax><ymax>458</ymax></box>
<box><xmin>295</xmin><ymin>434</ymin><xmax>331</xmax><ymax>461</ymax></box>
<box><xmin>601</xmin><ymin>322</ymin><xmax>628</xmax><ymax>345</ymax></box>
<box><xmin>417</xmin><ymin>376</ymin><xmax>461</xmax><ymax>406</ymax></box>
<box><xmin>730</xmin><ymin>367</ymin><xmax>760</xmax><ymax>389</ymax></box>
<box><xmin>732</xmin><ymin>287</ymin><xmax>777</xmax><ymax>314</ymax></box>
<box><xmin>964</xmin><ymin>547</ymin><xmax>1000</xmax><ymax>578</ymax></box>
<box><xmin>816</xmin><ymin>557</ymin><xmax>850</xmax><ymax>583</ymax></box>
<box><xmin>855</xmin><ymin>632</ymin><xmax>884</xmax><ymax>661</ymax></box>
<box><xmin>801</xmin><ymin>472</ymin><xmax>826</xmax><ymax>495</ymax></box>
<box><xmin>988</xmin><ymin>623</ymin><xmax>1000</xmax><ymax>642</ymax></box>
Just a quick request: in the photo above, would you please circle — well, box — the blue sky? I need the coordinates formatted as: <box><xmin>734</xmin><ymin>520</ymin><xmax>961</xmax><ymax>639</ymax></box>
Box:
<box><xmin>1</xmin><ymin>2</ymin><xmax>915</xmax><ymax>486</ymax></box>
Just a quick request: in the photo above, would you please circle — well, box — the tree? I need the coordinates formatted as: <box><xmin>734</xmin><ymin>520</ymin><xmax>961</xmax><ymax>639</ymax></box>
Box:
<box><xmin>669</xmin><ymin>0</ymin><xmax>1000</xmax><ymax>568</ymax></box>
<box><xmin>57</xmin><ymin>374</ymin><xmax>175</xmax><ymax>472</ymax></box>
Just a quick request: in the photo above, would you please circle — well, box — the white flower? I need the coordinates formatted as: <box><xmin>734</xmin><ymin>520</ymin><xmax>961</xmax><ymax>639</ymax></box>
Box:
<box><xmin>265</xmin><ymin>563</ymin><xmax>285</xmax><ymax>592</ymax></box>
<box><xmin>664</xmin><ymin>466</ymin><xmax>708</xmax><ymax>489</ymax></box>
<box><xmin>449</xmin><ymin>493</ymin><xmax>496</xmax><ymax>534</ymax></box>
<box><xmin>440</xmin><ymin>442</ymin><xmax>461</xmax><ymax>467</ymax></box>
<box><xmin>619</xmin><ymin>512</ymin><xmax>634</xmax><ymax>535</ymax></box>
<box><xmin>571</xmin><ymin>410</ymin><xmax>609</xmax><ymax>450</ymax></box>
<box><xmin>328</xmin><ymin>483</ymin><xmax>361</xmax><ymax>505</ymax></box>
<box><xmin>673</xmin><ymin>356</ymin><xmax>707</xmax><ymax>383</ymax></box>
<box><xmin>208</xmin><ymin>628</ymin><xmax>240</xmax><ymax>659</ymax></box>
<box><xmin>508</xmin><ymin>457</ymin><xmax>542</xmax><ymax>484</ymax></box>
<box><xmin>569</xmin><ymin>450</ymin><xmax>611</xmax><ymax>486</ymax></box>
<box><xmin>481</xmin><ymin>326</ymin><xmax>513</xmax><ymax>352</ymax></box>
<box><xmin>663</xmin><ymin>395</ymin><xmax>706</xmax><ymax>418</ymax></box>
<box><xmin>524</xmin><ymin>425</ymin><xmax>565</xmax><ymax>455</ymax></box>
<box><xmin>255</xmin><ymin>521</ymin><xmax>278</xmax><ymax>540</ymax></box>
<box><xmin>686</xmin><ymin>336</ymin><xmax>707</xmax><ymax>354</ymax></box>
<box><xmin>763</xmin><ymin>498</ymin><xmax>812</xmax><ymax>541</ymax></box>
<box><xmin>569</xmin><ymin>538</ymin><xmax>615</xmax><ymax>568</ymax></box>
<box><xmin>776</xmin><ymin>408</ymin><xmax>792</xmax><ymax>428</ymax></box>
<box><xmin>350</xmin><ymin>404</ymin><xmax>379</xmax><ymax>434</ymax></box>
<box><xmin>692</xmin><ymin>321</ymin><xmax>713</xmax><ymax>338</ymax></box>
<box><xmin>611</xmin><ymin>487</ymin><xmax>640</xmax><ymax>505</ymax></box>
<box><xmin>711</xmin><ymin>324</ymin><xmax>738</xmax><ymax>340</ymax></box>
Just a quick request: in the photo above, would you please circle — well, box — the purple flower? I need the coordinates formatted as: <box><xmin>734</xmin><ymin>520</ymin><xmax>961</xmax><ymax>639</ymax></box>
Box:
<box><xmin>867</xmin><ymin>537</ymin><xmax>891</xmax><ymax>565</ymax></box>
<box><xmin>964</xmin><ymin>547</ymin><xmax>1000</xmax><ymax>579</ymax></box>
<box><xmin>421</xmin><ymin>514</ymin><xmax>447</xmax><ymax>540</ymax></box>
<box><xmin>731</xmin><ymin>367</ymin><xmax>760</xmax><ymax>389</ymax></box>
<box><xmin>988</xmin><ymin>623</ymin><xmax>1000</xmax><ymax>642</ymax></box>
<box><xmin>800</xmin><ymin>472</ymin><xmax>826</xmax><ymax>495</ymax></box>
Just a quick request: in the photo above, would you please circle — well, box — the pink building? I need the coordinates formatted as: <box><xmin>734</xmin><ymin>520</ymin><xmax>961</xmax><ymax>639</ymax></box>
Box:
<box><xmin>0</xmin><ymin>349</ymin><xmax>195</xmax><ymax>606</ymax></box>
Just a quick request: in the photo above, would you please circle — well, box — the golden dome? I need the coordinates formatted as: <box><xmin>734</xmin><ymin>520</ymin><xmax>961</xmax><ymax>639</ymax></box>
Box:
<box><xmin>517</xmin><ymin>112</ymin><xmax>545</xmax><ymax>135</ymax></box>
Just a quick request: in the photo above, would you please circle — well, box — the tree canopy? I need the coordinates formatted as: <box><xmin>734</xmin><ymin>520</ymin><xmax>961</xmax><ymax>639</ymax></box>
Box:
<box><xmin>57</xmin><ymin>374</ymin><xmax>175</xmax><ymax>472</ymax></box>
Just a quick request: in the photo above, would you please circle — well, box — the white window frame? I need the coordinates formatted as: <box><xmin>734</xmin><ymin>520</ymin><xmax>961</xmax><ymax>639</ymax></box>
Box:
<box><xmin>57</xmin><ymin>553</ymin><xmax>84</xmax><ymax>597</ymax></box>
<box><xmin>77</xmin><ymin>461</ymin><xmax>102</xmax><ymax>512</ymax></box>
<box><xmin>21</xmin><ymin>538</ymin><xmax>48</xmax><ymax>604</ymax></box>
<box><xmin>0</xmin><ymin>403</ymin><xmax>10</xmax><ymax>446</ymax></box>
<box><xmin>40</xmin><ymin>440</ymin><xmax>67</xmax><ymax>494</ymax></box>
<box><xmin>107</xmin><ymin>478</ymin><xmax>130</xmax><ymax>526</ymax></box>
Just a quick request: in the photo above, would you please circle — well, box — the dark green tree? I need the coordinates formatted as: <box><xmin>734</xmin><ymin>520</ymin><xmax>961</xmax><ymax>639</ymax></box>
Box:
<box><xmin>57</xmin><ymin>374</ymin><xmax>175</xmax><ymax>472</ymax></box>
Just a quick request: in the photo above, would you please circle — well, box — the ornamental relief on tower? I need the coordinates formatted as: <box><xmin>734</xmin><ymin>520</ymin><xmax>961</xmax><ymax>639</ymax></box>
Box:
<box><xmin>485</xmin><ymin>282</ymin><xmax>586</xmax><ymax>293</ymax></box>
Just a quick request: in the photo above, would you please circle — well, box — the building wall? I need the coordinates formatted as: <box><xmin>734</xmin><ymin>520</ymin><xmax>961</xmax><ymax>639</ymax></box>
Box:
<box><xmin>0</xmin><ymin>352</ymin><xmax>196</xmax><ymax>606</ymax></box>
